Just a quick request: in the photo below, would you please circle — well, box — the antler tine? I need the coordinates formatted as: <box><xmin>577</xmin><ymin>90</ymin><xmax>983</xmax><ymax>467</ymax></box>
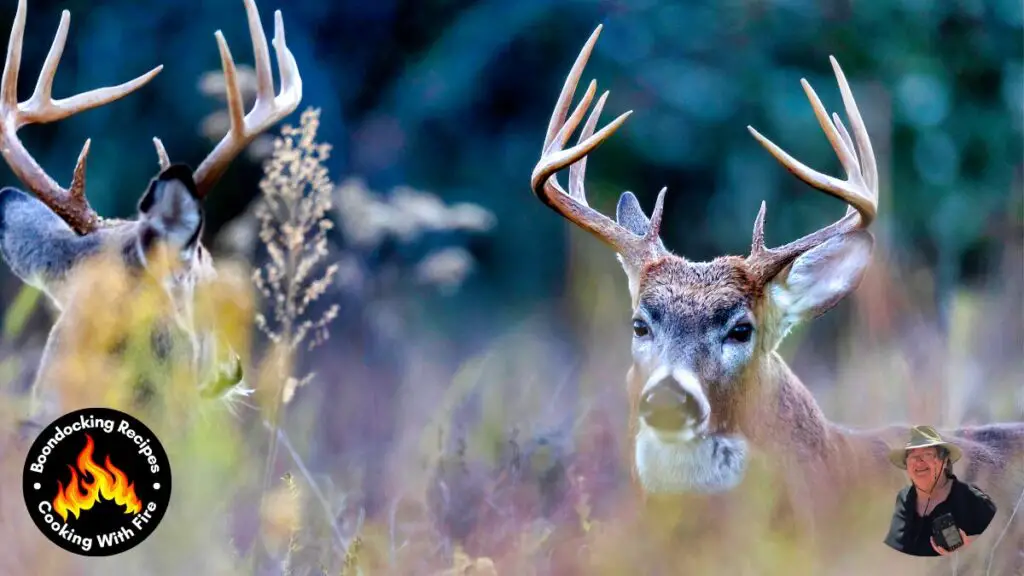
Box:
<box><xmin>0</xmin><ymin>0</ymin><xmax>162</xmax><ymax>234</ymax></box>
<box><xmin>0</xmin><ymin>0</ymin><xmax>26</xmax><ymax>109</ymax></box>
<box><xmin>246</xmin><ymin>0</ymin><xmax>275</xmax><ymax>103</ymax></box>
<box><xmin>153</xmin><ymin>138</ymin><xmax>171</xmax><ymax>171</ymax></box>
<box><xmin>829</xmin><ymin>112</ymin><xmax>859</xmax><ymax>219</ymax></box>
<box><xmin>18</xmin><ymin>12</ymin><xmax>162</xmax><ymax>127</ymax></box>
<box><xmin>567</xmin><ymin>90</ymin><xmax>609</xmax><ymax>205</ymax></box>
<box><xmin>531</xmin><ymin>25</ymin><xmax>665</xmax><ymax>264</ymax></box>
<box><xmin>830</xmin><ymin>55</ymin><xmax>877</xmax><ymax>197</ymax></box>
<box><xmin>192</xmin><ymin>0</ymin><xmax>303</xmax><ymax>198</ymax></box>
<box><xmin>543</xmin><ymin>26</ymin><xmax>602</xmax><ymax>154</ymax></box>
<box><xmin>68</xmin><ymin>138</ymin><xmax>89</xmax><ymax>200</ymax></box>
<box><xmin>745</xmin><ymin>56</ymin><xmax>879</xmax><ymax>281</ymax></box>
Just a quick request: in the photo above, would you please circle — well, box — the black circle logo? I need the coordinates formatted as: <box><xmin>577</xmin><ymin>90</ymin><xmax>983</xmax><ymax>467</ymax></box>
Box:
<box><xmin>21</xmin><ymin>407</ymin><xmax>172</xmax><ymax>556</ymax></box>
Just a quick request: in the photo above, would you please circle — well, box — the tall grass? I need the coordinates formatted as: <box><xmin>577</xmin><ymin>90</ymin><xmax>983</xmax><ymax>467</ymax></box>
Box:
<box><xmin>0</xmin><ymin>106</ymin><xmax>1020</xmax><ymax>576</ymax></box>
<box><xmin>249</xmin><ymin>107</ymin><xmax>341</xmax><ymax>572</ymax></box>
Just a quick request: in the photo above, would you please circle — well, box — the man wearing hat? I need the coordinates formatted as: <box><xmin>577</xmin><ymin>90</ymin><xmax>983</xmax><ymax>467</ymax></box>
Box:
<box><xmin>883</xmin><ymin>425</ymin><xmax>998</xmax><ymax>556</ymax></box>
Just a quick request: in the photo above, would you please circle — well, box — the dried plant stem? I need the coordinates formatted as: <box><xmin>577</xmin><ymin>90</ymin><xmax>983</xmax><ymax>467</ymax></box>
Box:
<box><xmin>258</xmin><ymin>211</ymin><xmax>300</xmax><ymax>511</ymax></box>
<box><xmin>263</xmin><ymin>417</ymin><xmax>352</xmax><ymax>550</ymax></box>
<box><xmin>250</xmin><ymin>107</ymin><xmax>340</xmax><ymax>574</ymax></box>
<box><xmin>255</xmin><ymin>256</ymin><xmax>297</xmax><ymax>557</ymax></box>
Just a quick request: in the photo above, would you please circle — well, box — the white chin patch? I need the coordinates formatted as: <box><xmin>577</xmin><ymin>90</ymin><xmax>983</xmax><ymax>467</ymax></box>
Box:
<box><xmin>635</xmin><ymin>426</ymin><xmax>749</xmax><ymax>494</ymax></box>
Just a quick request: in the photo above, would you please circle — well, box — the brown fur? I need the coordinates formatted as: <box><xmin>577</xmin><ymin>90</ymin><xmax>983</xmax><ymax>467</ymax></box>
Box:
<box><xmin>624</xmin><ymin>252</ymin><xmax>1024</xmax><ymax>573</ymax></box>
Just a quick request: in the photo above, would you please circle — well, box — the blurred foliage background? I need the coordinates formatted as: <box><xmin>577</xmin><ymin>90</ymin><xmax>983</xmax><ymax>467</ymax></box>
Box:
<box><xmin>0</xmin><ymin>0</ymin><xmax>1021</xmax><ymax>573</ymax></box>
<box><xmin>0</xmin><ymin>0</ymin><xmax>1018</xmax><ymax>324</ymax></box>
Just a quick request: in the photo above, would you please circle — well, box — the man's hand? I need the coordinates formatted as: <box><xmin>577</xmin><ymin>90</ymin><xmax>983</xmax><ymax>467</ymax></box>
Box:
<box><xmin>930</xmin><ymin>529</ymin><xmax>973</xmax><ymax>555</ymax></box>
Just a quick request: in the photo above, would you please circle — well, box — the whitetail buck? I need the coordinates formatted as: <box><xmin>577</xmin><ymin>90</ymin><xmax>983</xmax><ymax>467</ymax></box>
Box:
<box><xmin>0</xmin><ymin>0</ymin><xmax>301</xmax><ymax>427</ymax></box>
<box><xmin>530</xmin><ymin>26</ymin><xmax>1024</xmax><ymax>572</ymax></box>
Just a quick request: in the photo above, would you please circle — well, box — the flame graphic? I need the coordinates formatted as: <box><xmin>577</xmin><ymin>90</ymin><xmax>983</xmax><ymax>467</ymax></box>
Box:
<box><xmin>52</xmin><ymin>434</ymin><xmax>144</xmax><ymax>521</ymax></box>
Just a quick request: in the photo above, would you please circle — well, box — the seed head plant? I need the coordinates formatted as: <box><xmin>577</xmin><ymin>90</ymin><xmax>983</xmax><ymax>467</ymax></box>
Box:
<box><xmin>250</xmin><ymin>107</ymin><xmax>343</xmax><ymax>568</ymax></box>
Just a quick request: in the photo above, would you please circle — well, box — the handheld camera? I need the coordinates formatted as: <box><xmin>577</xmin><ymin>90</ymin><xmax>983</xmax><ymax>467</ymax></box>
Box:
<box><xmin>931</xmin><ymin>512</ymin><xmax>964</xmax><ymax>552</ymax></box>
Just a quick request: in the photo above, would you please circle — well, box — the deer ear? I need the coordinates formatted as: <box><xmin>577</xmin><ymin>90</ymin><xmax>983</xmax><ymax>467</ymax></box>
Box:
<box><xmin>768</xmin><ymin>230</ymin><xmax>873</xmax><ymax>332</ymax></box>
<box><xmin>615</xmin><ymin>191</ymin><xmax>650</xmax><ymax>298</ymax></box>
<box><xmin>137</xmin><ymin>165</ymin><xmax>204</xmax><ymax>257</ymax></box>
<box><xmin>615</xmin><ymin>191</ymin><xmax>666</xmax><ymax>303</ymax></box>
<box><xmin>616</xmin><ymin>191</ymin><xmax>651</xmax><ymax>236</ymax></box>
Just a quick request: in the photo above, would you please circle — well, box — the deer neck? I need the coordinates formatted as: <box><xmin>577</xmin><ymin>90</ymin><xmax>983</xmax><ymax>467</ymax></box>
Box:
<box><xmin>737</xmin><ymin>352</ymin><xmax>835</xmax><ymax>461</ymax></box>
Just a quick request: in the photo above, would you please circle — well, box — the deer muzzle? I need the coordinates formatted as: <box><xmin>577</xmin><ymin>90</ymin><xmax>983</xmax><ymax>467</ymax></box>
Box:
<box><xmin>638</xmin><ymin>368</ymin><xmax>709</xmax><ymax>438</ymax></box>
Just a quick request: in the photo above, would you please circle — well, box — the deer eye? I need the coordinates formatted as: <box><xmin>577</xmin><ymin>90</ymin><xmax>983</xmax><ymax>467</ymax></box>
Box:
<box><xmin>632</xmin><ymin>318</ymin><xmax>651</xmax><ymax>338</ymax></box>
<box><xmin>725</xmin><ymin>322</ymin><xmax>754</xmax><ymax>344</ymax></box>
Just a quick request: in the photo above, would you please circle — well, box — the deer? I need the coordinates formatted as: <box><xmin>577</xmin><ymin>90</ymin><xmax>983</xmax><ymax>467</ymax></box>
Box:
<box><xmin>0</xmin><ymin>0</ymin><xmax>301</xmax><ymax>432</ymax></box>
<box><xmin>529</xmin><ymin>25</ymin><xmax>1024</xmax><ymax>573</ymax></box>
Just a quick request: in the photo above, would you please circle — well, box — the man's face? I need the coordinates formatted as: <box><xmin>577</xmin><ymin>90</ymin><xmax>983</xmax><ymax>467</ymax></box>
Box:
<box><xmin>905</xmin><ymin>447</ymin><xmax>943</xmax><ymax>489</ymax></box>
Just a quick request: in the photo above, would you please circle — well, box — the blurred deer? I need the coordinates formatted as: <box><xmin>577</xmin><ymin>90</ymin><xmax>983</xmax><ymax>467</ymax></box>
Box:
<box><xmin>0</xmin><ymin>0</ymin><xmax>301</xmax><ymax>424</ymax></box>
<box><xmin>530</xmin><ymin>26</ymin><xmax>1024</xmax><ymax>570</ymax></box>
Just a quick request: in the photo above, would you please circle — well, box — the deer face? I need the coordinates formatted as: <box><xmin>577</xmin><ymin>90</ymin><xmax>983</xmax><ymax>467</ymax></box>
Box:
<box><xmin>629</xmin><ymin>258</ymin><xmax>758</xmax><ymax>400</ymax></box>
<box><xmin>616</xmin><ymin>194</ymin><xmax>874</xmax><ymax>494</ymax></box>
<box><xmin>625</xmin><ymin>255</ymin><xmax>757</xmax><ymax>494</ymax></box>
<box><xmin>530</xmin><ymin>27</ymin><xmax>879</xmax><ymax>496</ymax></box>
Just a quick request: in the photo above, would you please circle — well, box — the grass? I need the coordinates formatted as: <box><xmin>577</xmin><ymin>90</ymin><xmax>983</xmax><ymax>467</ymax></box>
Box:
<box><xmin>0</xmin><ymin>107</ymin><xmax>1020</xmax><ymax>575</ymax></box>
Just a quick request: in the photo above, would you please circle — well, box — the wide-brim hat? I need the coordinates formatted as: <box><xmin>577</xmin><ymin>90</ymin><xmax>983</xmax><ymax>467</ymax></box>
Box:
<box><xmin>888</xmin><ymin>425</ymin><xmax>963</xmax><ymax>469</ymax></box>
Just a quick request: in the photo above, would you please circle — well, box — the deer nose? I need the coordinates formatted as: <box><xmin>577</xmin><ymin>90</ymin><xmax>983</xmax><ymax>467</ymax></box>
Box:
<box><xmin>639</xmin><ymin>376</ymin><xmax>703</xmax><ymax>432</ymax></box>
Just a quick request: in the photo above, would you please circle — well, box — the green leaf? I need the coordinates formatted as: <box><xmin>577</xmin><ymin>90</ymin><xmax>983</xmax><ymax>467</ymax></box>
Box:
<box><xmin>200</xmin><ymin>352</ymin><xmax>245</xmax><ymax>399</ymax></box>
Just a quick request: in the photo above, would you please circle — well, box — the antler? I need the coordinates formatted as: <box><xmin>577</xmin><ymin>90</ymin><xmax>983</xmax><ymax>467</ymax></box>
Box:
<box><xmin>191</xmin><ymin>0</ymin><xmax>302</xmax><ymax>198</ymax></box>
<box><xmin>745</xmin><ymin>56</ymin><xmax>878</xmax><ymax>282</ymax></box>
<box><xmin>531</xmin><ymin>25</ymin><xmax>667</xmax><ymax>265</ymax></box>
<box><xmin>0</xmin><ymin>0</ymin><xmax>162</xmax><ymax>234</ymax></box>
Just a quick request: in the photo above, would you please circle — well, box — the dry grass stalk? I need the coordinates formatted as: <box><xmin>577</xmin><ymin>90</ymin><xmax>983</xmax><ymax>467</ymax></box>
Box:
<box><xmin>252</xmin><ymin>106</ymin><xmax>341</xmax><ymax>565</ymax></box>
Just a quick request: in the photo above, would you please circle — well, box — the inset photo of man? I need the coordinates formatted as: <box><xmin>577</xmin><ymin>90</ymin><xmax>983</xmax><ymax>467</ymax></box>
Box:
<box><xmin>883</xmin><ymin>425</ymin><xmax>998</xmax><ymax>556</ymax></box>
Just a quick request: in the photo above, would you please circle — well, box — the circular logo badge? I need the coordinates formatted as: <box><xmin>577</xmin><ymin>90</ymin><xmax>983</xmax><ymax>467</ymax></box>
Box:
<box><xmin>21</xmin><ymin>407</ymin><xmax>172</xmax><ymax>556</ymax></box>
